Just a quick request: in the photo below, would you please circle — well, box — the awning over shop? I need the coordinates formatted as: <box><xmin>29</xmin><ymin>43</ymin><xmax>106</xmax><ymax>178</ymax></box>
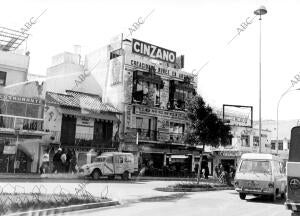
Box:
<box><xmin>60</xmin><ymin>107</ymin><xmax>119</xmax><ymax>122</ymax></box>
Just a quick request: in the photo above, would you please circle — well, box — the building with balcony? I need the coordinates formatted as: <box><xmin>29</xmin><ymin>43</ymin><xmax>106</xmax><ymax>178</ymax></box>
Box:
<box><xmin>44</xmin><ymin>90</ymin><xmax>121</xmax><ymax>167</ymax></box>
<box><xmin>0</xmin><ymin>26</ymin><xmax>46</xmax><ymax>173</ymax></box>
<box><xmin>46</xmin><ymin>37</ymin><xmax>199</xmax><ymax>175</ymax></box>
<box><xmin>80</xmin><ymin>37</ymin><xmax>199</xmax><ymax>175</ymax></box>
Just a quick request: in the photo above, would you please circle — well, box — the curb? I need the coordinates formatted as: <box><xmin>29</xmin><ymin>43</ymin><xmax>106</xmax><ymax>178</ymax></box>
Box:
<box><xmin>6</xmin><ymin>200</ymin><xmax>119</xmax><ymax>216</ymax></box>
<box><xmin>155</xmin><ymin>186</ymin><xmax>234</xmax><ymax>192</ymax></box>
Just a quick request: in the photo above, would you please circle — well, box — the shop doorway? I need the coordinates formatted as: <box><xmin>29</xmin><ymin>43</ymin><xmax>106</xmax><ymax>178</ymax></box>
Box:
<box><xmin>221</xmin><ymin>159</ymin><xmax>235</xmax><ymax>173</ymax></box>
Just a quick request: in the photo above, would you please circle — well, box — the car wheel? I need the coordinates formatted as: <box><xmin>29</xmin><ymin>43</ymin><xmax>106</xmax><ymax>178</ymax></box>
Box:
<box><xmin>239</xmin><ymin>193</ymin><xmax>246</xmax><ymax>200</ymax></box>
<box><xmin>92</xmin><ymin>169</ymin><xmax>101</xmax><ymax>180</ymax></box>
<box><xmin>122</xmin><ymin>171</ymin><xmax>129</xmax><ymax>181</ymax></box>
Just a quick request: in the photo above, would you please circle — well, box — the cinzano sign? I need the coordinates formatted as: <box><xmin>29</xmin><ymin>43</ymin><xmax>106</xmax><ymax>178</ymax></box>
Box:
<box><xmin>132</xmin><ymin>39</ymin><xmax>176</xmax><ymax>64</ymax></box>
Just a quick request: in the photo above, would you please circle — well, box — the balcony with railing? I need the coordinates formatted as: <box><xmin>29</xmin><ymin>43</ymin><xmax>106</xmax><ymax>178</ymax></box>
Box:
<box><xmin>0</xmin><ymin>115</ymin><xmax>43</xmax><ymax>133</ymax></box>
<box><xmin>125</xmin><ymin>128</ymin><xmax>187</xmax><ymax>144</ymax></box>
<box><xmin>45</xmin><ymin>131</ymin><xmax>117</xmax><ymax>150</ymax></box>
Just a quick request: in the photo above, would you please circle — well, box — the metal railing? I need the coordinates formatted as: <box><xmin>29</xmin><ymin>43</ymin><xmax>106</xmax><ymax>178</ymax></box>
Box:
<box><xmin>0</xmin><ymin>115</ymin><xmax>43</xmax><ymax>131</ymax></box>
<box><xmin>45</xmin><ymin>131</ymin><xmax>115</xmax><ymax>148</ymax></box>
<box><xmin>128</xmin><ymin>128</ymin><xmax>186</xmax><ymax>143</ymax></box>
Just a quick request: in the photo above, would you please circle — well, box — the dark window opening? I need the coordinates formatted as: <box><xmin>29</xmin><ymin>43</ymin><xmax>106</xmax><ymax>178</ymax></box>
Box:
<box><xmin>169</xmin><ymin>79</ymin><xmax>195</xmax><ymax>110</ymax></box>
<box><xmin>132</xmin><ymin>70</ymin><xmax>162</xmax><ymax>107</ymax></box>
<box><xmin>0</xmin><ymin>71</ymin><xmax>7</xmax><ymax>86</ymax></box>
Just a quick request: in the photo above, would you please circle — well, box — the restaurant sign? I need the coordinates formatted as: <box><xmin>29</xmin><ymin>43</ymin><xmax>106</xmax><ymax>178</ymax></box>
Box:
<box><xmin>132</xmin><ymin>39</ymin><xmax>176</xmax><ymax>64</ymax></box>
<box><xmin>0</xmin><ymin>94</ymin><xmax>41</xmax><ymax>104</ymax></box>
<box><xmin>126</xmin><ymin>54</ymin><xmax>196</xmax><ymax>83</ymax></box>
<box><xmin>134</xmin><ymin>106</ymin><xmax>187</xmax><ymax>120</ymax></box>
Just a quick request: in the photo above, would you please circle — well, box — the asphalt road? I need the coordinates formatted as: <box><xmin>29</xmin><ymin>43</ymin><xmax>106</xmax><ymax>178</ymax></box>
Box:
<box><xmin>0</xmin><ymin>180</ymin><xmax>292</xmax><ymax>216</ymax></box>
<box><xmin>65</xmin><ymin>190</ymin><xmax>291</xmax><ymax>216</ymax></box>
<box><xmin>66</xmin><ymin>187</ymin><xmax>291</xmax><ymax>216</ymax></box>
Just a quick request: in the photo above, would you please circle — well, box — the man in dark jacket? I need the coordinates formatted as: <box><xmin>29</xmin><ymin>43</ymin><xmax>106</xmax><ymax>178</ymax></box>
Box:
<box><xmin>52</xmin><ymin>148</ymin><xmax>62</xmax><ymax>173</ymax></box>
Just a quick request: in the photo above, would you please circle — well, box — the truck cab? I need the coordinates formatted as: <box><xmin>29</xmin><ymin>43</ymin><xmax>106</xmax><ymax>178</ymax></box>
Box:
<box><xmin>79</xmin><ymin>152</ymin><xmax>135</xmax><ymax>180</ymax></box>
<box><xmin>285</xmin><ymin>126</ymin><xmax>300</xmax><ymax>214</ymax></box>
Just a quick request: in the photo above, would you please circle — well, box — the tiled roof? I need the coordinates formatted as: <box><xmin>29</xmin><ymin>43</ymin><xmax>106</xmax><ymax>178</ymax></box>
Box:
<box><xmin>46</xmin><ymin>90</ymin><xmax>121</xmax><ymax>114</ymax></box>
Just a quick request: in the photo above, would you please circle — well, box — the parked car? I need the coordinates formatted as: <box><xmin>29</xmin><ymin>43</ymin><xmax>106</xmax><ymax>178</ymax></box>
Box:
<box><xmin>79</xmin><ymin>152</ymin><xmax>135</xmax><ymax>180</ymax></box>
<box><xmin>285</xmin><ymin>126</ymin><xmax>300</xmax><ymax>214</ymax></box>
<box><xmin>234</xmin><ymin>153</ymin><xmax>286</xmax><ymax>201</ymax></box>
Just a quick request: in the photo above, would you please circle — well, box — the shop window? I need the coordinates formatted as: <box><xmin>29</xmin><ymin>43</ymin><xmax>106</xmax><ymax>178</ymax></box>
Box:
<box><xmin>0</xmin><ymin>71</ymin><xmax>6</xmax><ymax>86</ymax></box>
<box><xmin>241</xmin><ymin>135</ymin><xmax>249</xmax><ymax>147</ymax></box>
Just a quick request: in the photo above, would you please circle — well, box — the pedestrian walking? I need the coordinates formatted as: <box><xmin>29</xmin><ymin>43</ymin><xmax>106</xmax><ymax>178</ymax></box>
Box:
<box><xmin>60</xmin><ymin>149</ymin><xmax>67</xmax><ymax>173</ymax></box>
<box><xmin>52</xmin><ymin>148</ymin><xmax>62</xmax><ymax>173</ymax></box>
<box><xmin>70</xmin><ymin>150</ymin><xmax>77</xmax><ymax>174</ymax></box>
<box><xmin>214</xmin><ymin>165</ymin><xmax>219</xmax><ymax>178</ymax></box>
<box><xmin>66</xmin><ymin>149</ymin><xmax>72</xmax><ymax>173</ymax></box>
<box><xmin>204</xmin><ymin>165</ymin><xmax>209</xmax><ymax>179</ymax></box>
<box><xmin>40</xmin><ymin>149</ymin><xmax>50</xmax><ymax>174</ymax></box>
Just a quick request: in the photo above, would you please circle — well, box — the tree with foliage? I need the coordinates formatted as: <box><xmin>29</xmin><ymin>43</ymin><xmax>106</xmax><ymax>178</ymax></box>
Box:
<box><xmin>185</xmin><ymin>95</ymin><xmax>232</xmax><ymax>184</ymax></box>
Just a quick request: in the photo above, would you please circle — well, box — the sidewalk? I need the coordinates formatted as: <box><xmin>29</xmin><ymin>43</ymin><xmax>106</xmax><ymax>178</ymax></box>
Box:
<box><xmin>0</xmin><ymin>173</ymin><xmax>218</xmax><ymax>182</ymax></box>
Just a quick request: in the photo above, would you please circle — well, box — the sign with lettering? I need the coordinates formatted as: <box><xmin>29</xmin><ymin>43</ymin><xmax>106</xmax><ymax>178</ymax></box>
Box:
<box><xmin>0</xmin><ymin>94</ymin><xmax>41</xmax><ymax>104</ymax></box>
<box><xmin>219</xmin><ymin>151</ymin><xmax>242</xmax><ymax>157</ymax></box>
<box><xmin>134</xmin><ymin>106</ymin><xmax>187</xmax><ymax>120</ymax></box>
<box><xmin>76</xmin><ymin>117</ymin><xmax>94</xmax><ymax>127</ymax></box>
<box><xmin>126</xmin><ymin>54</ymin><xmax>196</xmax><ymax>83</ymax></box>
<box><xmin>132</xmin><ymin>39</ymin><xmax>176</xmax><ymax>64</ymax></box>
<box><xmin>3</xmin><ymin>146</ymin><xmax>17</xmax><ymax>154</ymax></box>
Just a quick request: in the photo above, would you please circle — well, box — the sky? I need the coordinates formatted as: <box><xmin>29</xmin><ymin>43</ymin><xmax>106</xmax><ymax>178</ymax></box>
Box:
<box><xmin>2</xmin><ymin>0</ymin><xmax>300</xmax><ymax>121</ymax></box>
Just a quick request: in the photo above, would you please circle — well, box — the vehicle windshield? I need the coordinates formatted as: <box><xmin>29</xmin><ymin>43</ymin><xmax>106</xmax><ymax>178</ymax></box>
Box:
<box><xmin>239</xmin><ymin>160</ymin><xmax>271</xmax><ymax>174</ymax></box>
<box><xmin>94</xmin><ymin>157</ymin><xmax>106</xmax><ymax>163</ymax></box>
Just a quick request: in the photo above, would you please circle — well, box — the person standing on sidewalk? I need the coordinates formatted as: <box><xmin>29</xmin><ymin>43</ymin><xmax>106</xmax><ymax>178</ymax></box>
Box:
<box><xmin>60</xmin><ymin>149</ymin><xmax>67</xmax><ymax>173</ymax></box>
<box><xmin>40</xmin><ymin>149</ymin><xmax>50</xmax><ymax>174</ymax></box>
<box><xmin>70</xmin><ymin>150</ymin><xmax>77</xmax><ymax>174</ymax></box>
<box><xmin>52</xmin><ymin>148</ymin><xmax>62</xmax><ymax>173</ymax></box>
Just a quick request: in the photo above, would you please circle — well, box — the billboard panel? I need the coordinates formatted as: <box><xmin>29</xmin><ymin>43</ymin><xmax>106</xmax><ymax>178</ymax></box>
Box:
<box><xmin>222</xmin><ymin>104</ymin><xmax>253</xmax><ymax>128</ymax></box>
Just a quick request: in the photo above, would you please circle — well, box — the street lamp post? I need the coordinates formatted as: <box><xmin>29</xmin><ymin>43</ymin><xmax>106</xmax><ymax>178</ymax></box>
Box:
<box><xmin>276</xmin><ymin>87</ymin><xmax>300</xmax><ymax>154</ymax></box>
<box><xmin>254</xmin><ymin>6</ymin><xmax>267</xmax><ymax>153</ymax></box>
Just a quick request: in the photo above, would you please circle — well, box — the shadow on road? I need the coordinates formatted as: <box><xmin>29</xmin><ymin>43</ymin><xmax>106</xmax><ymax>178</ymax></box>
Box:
<box><xmin>138</xmin><ymin>193</ymin><xmax>190</xmax><ymax>203</ymax></box>
<box><xmin>246</xmin><ymin>196</ymin><xmax>285</xmax><ymax>205</ymax></box>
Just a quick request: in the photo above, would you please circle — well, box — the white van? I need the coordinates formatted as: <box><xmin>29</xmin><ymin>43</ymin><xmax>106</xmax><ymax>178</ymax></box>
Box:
<box><xmin>79</xmin><ymin>152</ymin><xmax>135</xmax><ymax>180</ymax></box>
<box><xmin>234</xmin><ymin>153</ymin><xmax>286</xmax><ymax>201</ymax></box>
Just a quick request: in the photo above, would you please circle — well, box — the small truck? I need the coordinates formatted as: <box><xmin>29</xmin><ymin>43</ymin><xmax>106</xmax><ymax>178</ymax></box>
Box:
<box><xmin>285</xmin><ymin>126</ymin><xmax>300</xmax><ymax>215</ymax></box>
<box><xmin>79</xmin><ymin>152</ymin><xmax>135</xmax><ymax>180</ymax></box>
